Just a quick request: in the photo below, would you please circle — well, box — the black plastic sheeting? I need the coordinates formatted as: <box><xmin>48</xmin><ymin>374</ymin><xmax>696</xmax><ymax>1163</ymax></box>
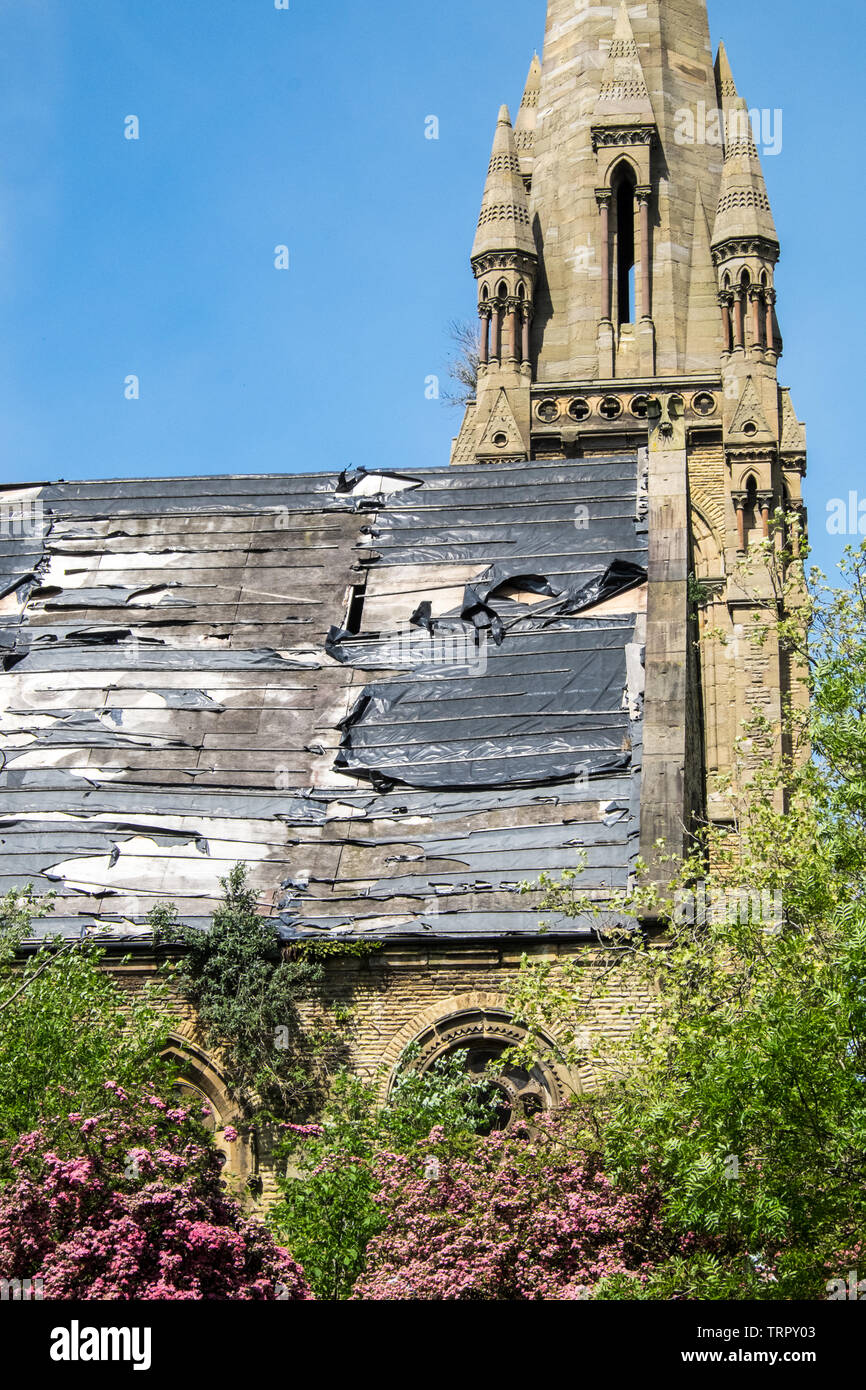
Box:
<box><xmin>334</xmin><ymin>617</ymin><xmax>636</xmax><ymax>791</ymax></box>
<box><xmin>459</xmin><ymin>559</ymin><xmax>646</xmax><ymax>644</ymax></box>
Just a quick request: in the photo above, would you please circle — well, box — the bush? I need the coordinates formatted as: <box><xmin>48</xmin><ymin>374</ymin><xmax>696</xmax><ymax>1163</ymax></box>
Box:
<box><xmin>353</xmin><ymin>1108</ymin><xmax>699</xmax><ymax>1301</ymax></box>
<box><xmin>0</xmin><ymin>1083</ymin><xmax>311</xmax><ymax>1300</ymax></box>
<box><xmin>270</xmin><ymin>1057</ymin><xmax>501</xmax><ymax>1300</ymax></box>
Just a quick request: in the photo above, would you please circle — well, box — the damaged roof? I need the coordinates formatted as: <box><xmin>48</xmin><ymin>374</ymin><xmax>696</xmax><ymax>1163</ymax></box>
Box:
<box><xmin>0</xmin><ymin>454</ymin><xmax>648</xmax><ymax>943</ymax></box>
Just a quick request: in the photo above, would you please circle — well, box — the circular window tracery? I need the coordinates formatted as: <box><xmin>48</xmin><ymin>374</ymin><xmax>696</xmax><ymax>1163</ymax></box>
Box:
<box><xmin>568</xmin><ymin>397</ymin><xmax>591</xmax><ymax>422</ymax></box>
<box><xmin>392</xmin><ymin>1007</ymin><xmax>569</xmax><ymax>1129</ymax></box>
<box><xmin>536</xmin><ymin>399</ymin><xmax>560</xmax><ymax>423</ymax></box>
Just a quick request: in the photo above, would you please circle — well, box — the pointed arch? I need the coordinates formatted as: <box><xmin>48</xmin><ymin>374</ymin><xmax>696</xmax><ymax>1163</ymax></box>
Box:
<box><xmin>690</xmin><ymin>504</ymin><xmax>725</xmax><ymax>582</ymax></box>
<box><xmin>743</xmin><ymin>473</ymin><xmax>759</xmax><ymax>541</ymax></box>
<box><xmin>611</xmin><ymin>161</ymin><xmax>637</xmax><ymax>326</ymax></box>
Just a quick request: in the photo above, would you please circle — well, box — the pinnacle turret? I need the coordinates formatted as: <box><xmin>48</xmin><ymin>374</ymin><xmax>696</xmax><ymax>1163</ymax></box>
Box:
<box><xmin>514</xmin><ymin>53</ymin><xmax>541</xmax><ymax>186</ymax></box>
<box><xmin>711</xmin><ymin>42</ymin><xmax>778</xmax><ymax>249</ymax></box>
<box><xmin>471</xmin><ymin>105</ymin><xmax>536</xmax><ymax>262</ymax></box>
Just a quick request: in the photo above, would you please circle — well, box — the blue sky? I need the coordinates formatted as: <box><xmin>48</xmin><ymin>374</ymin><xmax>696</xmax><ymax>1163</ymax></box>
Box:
<box><xmin>0</xmin><ymin>0</ymin><xmax>859</xmax><ymax>577</ymax></box>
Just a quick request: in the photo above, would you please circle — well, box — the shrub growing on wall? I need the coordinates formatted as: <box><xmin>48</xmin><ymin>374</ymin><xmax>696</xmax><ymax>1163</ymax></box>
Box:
<box><xmin>151</xmin><ymin>864</ymin><xmax>346</xmax><ymax>1122</ymax></box>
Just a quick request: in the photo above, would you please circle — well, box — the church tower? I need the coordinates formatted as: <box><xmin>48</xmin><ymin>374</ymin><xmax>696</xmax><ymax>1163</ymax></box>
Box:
<box><xmin>454</xmin><ymin>0</ymin><xmax>807</xmax><ymax>835</ymax></box>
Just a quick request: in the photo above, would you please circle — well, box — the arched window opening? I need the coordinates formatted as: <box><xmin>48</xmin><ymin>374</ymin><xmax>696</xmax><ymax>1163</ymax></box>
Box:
<box><xmin>743</xmin><ymin>474</ymin><xmax>758</xmax><ymax>543</ymax></box>
<box><xmin>614</xmin><ymin>169</ymin><xmax>636</xmax><ymax>326</ymax></box>
<box><xmin>517</xmin><ymin>282</ymin><xmax>525</xmax><ymax>300</ymax></box>
<box><xmin>497</xmin><ymin>280</ymin><xmax>508</xmax><ymax>300</ymax></box>
<box><xmin>740</xmin><ymin>268</ymin><xmax>751</xmax><ymax>288</ymax></box>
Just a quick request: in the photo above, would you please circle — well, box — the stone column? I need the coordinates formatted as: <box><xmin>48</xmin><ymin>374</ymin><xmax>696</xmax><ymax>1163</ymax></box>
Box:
<box><xmin>734</xmin><ymin>290</ymin><xmax>746</xmax><ymax>349</ymax></box>
<box><xmin>758</xmin><ymin>491</ymin><xmax>774</xmax><ymax>538</ymax></box>
<box><xmin>521</xmin><ymin>309</ymin><xmax>531</xmax><ymax>364</ymax></box>
<box><xmin>788</xmin><ymin>499</ymin><xmax>803</xmax><ymax>557</ymax></box>
<box><xmin>764</xmin><ymin>289</ymin><xmax>776</xmax><ymax>354</ymax></box>
<box><xmin>479</xmin><ymin>310</ymin><xmax>490</xmax><ymax>366</ymax></box>
<box><xmin>597</xmin><ymin>190</ymin><xmax>612</xmax><ymax>322</ymax></box>
<box><xmin>640</xmin><ymin>400</ymin><xmax>696</xmax><ymax>886</ymax></box>
<box><xmin>749</xmin><ymin>287</ymin><xmax>763</xmax><ymax>348</ymax></box>
<box><xmin>507</xmin><ymin>302</ymin><xmax>520</xmax><ymax>361</ymax></box>
<box><xmin>732</xmin><ymin>493</ymin><xmax>747</xmax><ymax>552</ymax></box>
<box><xmin>491</xmin><ymin>306</ymin><xmax>502</xmax><ymax>362</ymax></box>
<box><xmin>719</xmin><ymin>292</ymin><xmax>733</xmax><ymax>354</ymax></box>
<box><xmin>636</xmin><ymin>186</ymin><xmax>652</xmax><ymax>320</ymax></box>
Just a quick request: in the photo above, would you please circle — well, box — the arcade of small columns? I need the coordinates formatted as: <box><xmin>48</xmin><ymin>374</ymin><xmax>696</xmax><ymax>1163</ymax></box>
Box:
<box><xmin>730</xmin><ymin>485</ymin><xmax>804</xmax><ymax>556</ymax></box>
<box><xmin>478</xmin><ymin>281</ymin><xmax>533</xmax><ymax>367</ymax></box>
<box><xmin>718</xmin><ymin>270</ymin><xmax>778</xmax><ymax>355</ymax></box>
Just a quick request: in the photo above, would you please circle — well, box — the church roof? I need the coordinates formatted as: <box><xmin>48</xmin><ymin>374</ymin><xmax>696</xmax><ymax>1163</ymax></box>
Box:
<box><xmin>0</xmin><ymin>456</ymin><xmax>647</xmax><ymax>945</ymax></box>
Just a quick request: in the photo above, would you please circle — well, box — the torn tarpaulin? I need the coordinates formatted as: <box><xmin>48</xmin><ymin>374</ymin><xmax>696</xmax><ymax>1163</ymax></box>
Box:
<box><xmin>556</xmin><ymin>559</ymin><xmax>647</xmax><ymax>613</ymax></box>
<box><xmin>459</xmin><ymin>560</ymin><xmax>646</xmax><ymax>641</ymax></box>
<box><xmin>460</xmin><ymin>573</ymin><xmax>558</xmax><ymax>645</ymax></box>
<box><xmin>326</xmin><ymin>621</ymin><xmax>487</xmax><ymax>673</ymax></box>
<box><xmin>332</xmin><ymin>468</ymin><xmax>425</xmax><ymax>506</ymax></box>
<box><xmin>31</xmin><ymin>585</ymin><xmax>192</xmax><ymax>610</ymax></box>
<box><xmin>325</xmin><ymin>626</ymin><xmax>354</xmax><ymax>663</ymax></box>
<box><xmin>334</xmin><ymin>620</ymin><xmax>636</xmax><ymax>790</ymax></box>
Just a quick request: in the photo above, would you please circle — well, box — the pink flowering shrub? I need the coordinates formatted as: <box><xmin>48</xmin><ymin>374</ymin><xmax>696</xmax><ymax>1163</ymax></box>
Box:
<box><xmin>353</xmin><ymin>1110</ymin><xmax>689</xmax><ymax>1300</ymax></box>
<box><xmin>0</xmin><ymin>1083</ymin><xmax>311</xmax><ymax>1300</ymax></box>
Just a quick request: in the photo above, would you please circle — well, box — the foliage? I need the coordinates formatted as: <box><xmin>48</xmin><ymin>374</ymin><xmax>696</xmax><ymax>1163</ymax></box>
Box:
<box><xmin>151</xmin><ymin>864</ymin><xmax>346</xmax><ymax>1123</ymax></box>
<box><xmin>441</xmin><ymin>318</ymin><xmax>480</xmax><ymax>408</ymax></box>
<box><xmin>0</xmin><ymin>886</ymin><xmax>49</xmax><ymax>966</ymax></box>
<box><xmin>0</xmin><ymin>1083</ymin><xmax>311</xmax><ymax>1300</ymax></box>
<box><xmin>0</xmin><ymin>891</ymin><xmax>173</xmax><ymax>1157</ymax></box>
<box><xmin>270</xmin><ymin>1052</ymin><xmax>501</xmax><ymax>1300</ymax></box>
<box><xmin>353</xmin><ymin>1107</ymin><xmax>700</xmax><ymax>1300</ymax></box>
<box><xmin>501</xmin><ymin>541</ymin><xmax>866</xmax><ymax>1299</ymax></box>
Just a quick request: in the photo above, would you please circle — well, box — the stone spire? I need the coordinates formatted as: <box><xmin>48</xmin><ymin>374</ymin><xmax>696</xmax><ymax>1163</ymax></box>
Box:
<box><xmin>471</xmin><ymin>105</ymin><xmax>536</xmax><ymax>262</ymax></box>
<box><xmin>593</xmin><ymin>2</ymin><xmax>655</xmax><ymax>128</ymax></box>
<box><xmin>711</xmin><ymin>42</ymin><xmax>778</xmax><ymax>249</ymax></box>
<box><xmin>514</xmin><ymin>53</ymin><xmax>542</xmax><ymax>187</ymax></box>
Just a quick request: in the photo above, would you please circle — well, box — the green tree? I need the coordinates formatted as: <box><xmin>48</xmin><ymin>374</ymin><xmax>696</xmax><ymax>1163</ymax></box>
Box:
<box><xmin>0</xmin><ymin>889</ymin><xmax>172</xmax><ymax>1156</ymax></box>
<box><xmin>503</xmin><ymin>540</ymin><xmax>866</xmax><ymax>1300</ymax></box>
